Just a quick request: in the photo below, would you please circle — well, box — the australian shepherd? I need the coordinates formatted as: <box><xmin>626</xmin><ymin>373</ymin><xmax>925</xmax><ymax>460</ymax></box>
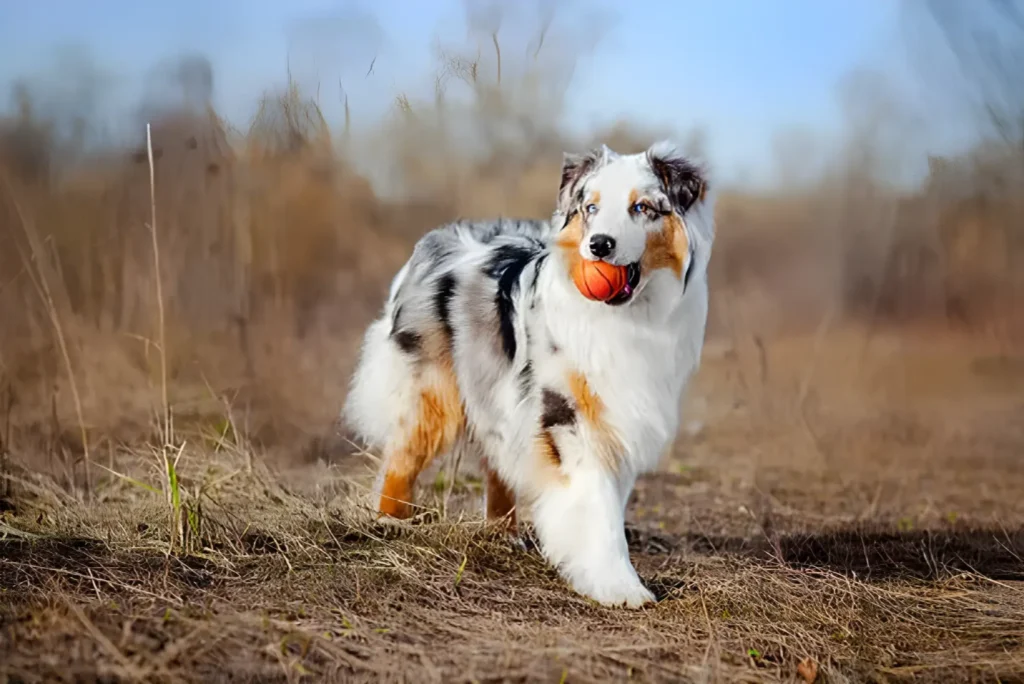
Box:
<box><xmin>343</xmin><ymin>141</ymin><xmax>715</xmax><ymax>607</ymax></box>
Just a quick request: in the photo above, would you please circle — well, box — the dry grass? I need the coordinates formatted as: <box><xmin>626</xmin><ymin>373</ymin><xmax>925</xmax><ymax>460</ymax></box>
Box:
<box><xmin>2</xmin><ymin>328</ymin><xmax>1024</xmax><ymax>683</ymax></box>
<box><xmin>1</xmin><ymin>21</ymin><xmax>1024</xmax><ymax>683</ymax></box>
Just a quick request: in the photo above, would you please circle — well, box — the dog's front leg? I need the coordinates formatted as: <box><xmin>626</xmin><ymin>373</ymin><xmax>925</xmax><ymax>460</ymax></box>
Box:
<box><xmin>532</xmin><ymin>467</ymin><xmax>654</xmax><ymax>608</ymax></box>
<box><xmin>618</xmin><ymin>470</ymin><xmax>637</xmax><ymax>514</ymax></box>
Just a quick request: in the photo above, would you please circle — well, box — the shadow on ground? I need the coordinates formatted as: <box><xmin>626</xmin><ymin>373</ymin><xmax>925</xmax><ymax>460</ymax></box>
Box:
<box><xmin>3</xmin><ymin>522</ymin><xmax>1021</xmax><ymax>599</ymax></box>
<box><xmin>627</xmin><ymin>524</ymin><xmax>1024</xmax><ymax>581</ymax></box>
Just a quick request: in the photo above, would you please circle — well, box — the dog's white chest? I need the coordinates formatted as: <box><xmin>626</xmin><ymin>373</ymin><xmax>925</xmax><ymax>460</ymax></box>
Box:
<box><xmin>542</xmin><ymin>310</ymin><xmax>691</xmax><ymax>471</ymax></box>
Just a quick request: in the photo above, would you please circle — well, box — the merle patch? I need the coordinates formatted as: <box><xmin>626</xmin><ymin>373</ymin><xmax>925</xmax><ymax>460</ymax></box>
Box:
<box><xmin>435</xmin><ymin>273</ymin><xmax>457</xmax><ymax>340</ymax></box>
<box><xmin>483</xmin><ymin>243</ymin><xmax>542</xmax><ymax>362</ymax></box>
<box><xmin>541</xmin><ymin>389</ymin><xmax>575</xmax><ymax>429</ymax></box>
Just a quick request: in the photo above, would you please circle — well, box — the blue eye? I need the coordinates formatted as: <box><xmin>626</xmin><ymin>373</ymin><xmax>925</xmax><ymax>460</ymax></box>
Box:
<box><xmin>631</xmin><ymin>202</ymin><xmax>648</xmax><ymax>215</ymax></box>
<box><xmin>585</xmin><ymin>203</ymin><xmax>598</xmax><ymax>214</ymax></box>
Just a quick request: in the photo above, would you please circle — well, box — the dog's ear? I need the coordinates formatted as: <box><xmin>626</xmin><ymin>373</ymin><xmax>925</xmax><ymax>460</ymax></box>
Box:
<box><xmin>646</xmin><ymin>141</ymin><xmax>707</xmax><ymax>214</ymax></box>
<box><xmin>557</xmin><ymin>147</ymin><xmax>609</xmax><ymax>214</ymax></box>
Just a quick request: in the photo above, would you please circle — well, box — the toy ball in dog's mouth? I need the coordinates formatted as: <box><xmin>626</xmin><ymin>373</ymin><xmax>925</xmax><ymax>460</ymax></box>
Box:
<box><xmin>605</xmin><ymin>262</ymin><xmax>641</xmax><ymax>306</ymax></box>
<box><xmin>572</xmin><ymin>259</ymin><xmax>628</xmax><ymax>301</ymax></box>
<box><xmin>571</xmin><ymin>259</ymin><xmax>641</xmax><ymax>305</ymax></box>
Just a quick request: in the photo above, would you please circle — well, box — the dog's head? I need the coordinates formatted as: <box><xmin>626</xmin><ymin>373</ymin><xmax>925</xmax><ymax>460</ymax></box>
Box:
<box><xmin>553</xmin><ymin>141</ymin><xmax>713</xmax><ymax>307</ymax></box>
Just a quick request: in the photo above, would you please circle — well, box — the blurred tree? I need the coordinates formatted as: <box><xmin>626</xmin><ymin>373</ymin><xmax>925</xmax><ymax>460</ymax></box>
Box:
<box><xmin>1</xmin><ymin>81</ymin><xmax>53</xmax><ymax>183</ymax></box>
<box><xmin>175</xmin><ymin>55</ymin><xmax>214</xmax><ymax>109</ymax></box>
<box><xmin>919</xmin><ymin>0</ymin><xmax>1024</xmax><ymax>143</ymax></box>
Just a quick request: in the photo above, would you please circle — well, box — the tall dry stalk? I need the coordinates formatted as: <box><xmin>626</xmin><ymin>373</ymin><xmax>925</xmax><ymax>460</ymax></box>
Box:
<box><xmin>146</xmin><ymin>123</ymin><xmax>169</xmax><ymax>442</ymax></box>
<box><xmin>145</xmin><ymin>123</ymin><xmax>183</xmax><ymax>551</ymax></box>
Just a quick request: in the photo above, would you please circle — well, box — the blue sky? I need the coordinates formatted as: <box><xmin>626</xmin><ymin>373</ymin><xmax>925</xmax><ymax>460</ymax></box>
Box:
<box><xmin>0</xmin><ymin>0</ymin><xmax>978</xmax><ymax>186</ymax></box>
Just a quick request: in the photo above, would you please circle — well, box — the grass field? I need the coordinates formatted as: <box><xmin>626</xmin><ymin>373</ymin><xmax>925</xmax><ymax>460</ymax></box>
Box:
<box><xmin>2</xmin><ymin>17</ymin><xmax>1024</xmax><ymax>679</ymax></box>
<box><xmin>2</xmin><ymin>323</ymin><xmax>1022</xmax><ymax>683</ymax></box>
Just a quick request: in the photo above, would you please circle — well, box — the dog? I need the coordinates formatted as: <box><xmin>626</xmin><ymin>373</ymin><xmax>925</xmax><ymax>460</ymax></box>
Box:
<box><xmin>343</xmin><ymin>141</ymin><xmax>715</xmax><ymax>607</ymax></box>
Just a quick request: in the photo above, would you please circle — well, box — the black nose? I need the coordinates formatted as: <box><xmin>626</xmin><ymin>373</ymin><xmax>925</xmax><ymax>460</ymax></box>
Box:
<box><xmin>589</xmin><ymin>234</ymin><xmax>616</xmax><ymax>259</ymax></box>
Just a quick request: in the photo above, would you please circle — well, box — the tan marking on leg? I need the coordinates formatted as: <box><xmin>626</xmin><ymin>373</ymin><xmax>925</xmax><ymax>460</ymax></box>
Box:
<box><xmin>641</xmin><ymin>212</ymin><xmax>688</xmax><ymax>278</ymax></box>
<box><xmin>483</xmin><ymin>461</ymin><xmax>517</xmax><ymax>531</ymax></box>
<box><xmin>379</xmin><ymin>471</ymin><xmax>415</xmax><ymax>518</ymax></box>
<box><xmin>566</xmin><ymin>370</ymin><xmax>622</xmax><ymax>472</ymax></box>
<box><xmin>378</xmin><ymin>349</ymin><xmax>465</xmax><ymax>519</ymax></box>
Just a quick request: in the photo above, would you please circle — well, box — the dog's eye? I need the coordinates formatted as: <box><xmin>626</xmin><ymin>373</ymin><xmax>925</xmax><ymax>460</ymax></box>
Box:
<box><xmin>585</xmin><ymin>203</ymin><xmax>599</xmax><ymax>215</ymax></box>
<box><xmin>631</xmin><ymin>202</ymin><xmax>651</xmax><ymax>217</ymax></box>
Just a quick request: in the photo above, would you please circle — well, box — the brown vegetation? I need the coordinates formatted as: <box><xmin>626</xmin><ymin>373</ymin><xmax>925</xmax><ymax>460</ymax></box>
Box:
<box><xmin>1</xmin><ymin>7</ymin><xmax>1023</xmax><ymax>681</ymax></box>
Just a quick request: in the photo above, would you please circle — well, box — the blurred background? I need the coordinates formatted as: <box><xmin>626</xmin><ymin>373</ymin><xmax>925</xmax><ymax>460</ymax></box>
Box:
<box><xmin>0</xmin><ymin>0</ymin><xmax>1021</xmax><ymax>486</ymax></box>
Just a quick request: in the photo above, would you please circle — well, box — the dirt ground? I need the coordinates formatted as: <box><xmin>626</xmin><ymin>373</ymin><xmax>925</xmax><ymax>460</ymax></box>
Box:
<box><xmin>1</xmin><ymin>325</ymin><xmax>1023</xmax><ymax>683</ymax></box>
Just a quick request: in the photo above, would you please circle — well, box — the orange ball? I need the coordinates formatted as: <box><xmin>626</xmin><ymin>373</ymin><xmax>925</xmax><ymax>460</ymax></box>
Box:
<box><xmin>572</xmin><ymin>259</ymin><xmax>628</xmax><ymax>301</ymax></box>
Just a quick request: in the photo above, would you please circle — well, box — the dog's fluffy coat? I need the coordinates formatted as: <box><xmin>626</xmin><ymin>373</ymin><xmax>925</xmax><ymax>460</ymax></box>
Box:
<box><xmin>344</xmin><ymin>141</ymin><xmax>715</xmax><ymax>607</ymax></box>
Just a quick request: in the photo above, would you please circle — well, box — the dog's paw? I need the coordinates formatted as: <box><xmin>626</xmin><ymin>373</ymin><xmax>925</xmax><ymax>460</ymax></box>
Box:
<box><xmin>571</xmin><ymin>567</ymin><xmax>656</xmax><ymax>609</ymax></box>
<box><xmin>583</xmin><ymin>577</ymin><xmax>656</xmax><ymax>609</ymax></box>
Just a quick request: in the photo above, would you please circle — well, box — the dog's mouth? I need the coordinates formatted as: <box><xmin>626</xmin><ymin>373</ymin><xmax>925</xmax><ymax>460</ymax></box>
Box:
<box><xmin>606</xmin><ymin>262</ymin><xmax>641</xmax><ymax>306</ymax></box>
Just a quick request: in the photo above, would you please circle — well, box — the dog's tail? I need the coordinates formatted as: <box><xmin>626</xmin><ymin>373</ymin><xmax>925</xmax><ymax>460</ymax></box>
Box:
<box><xmin>342</xmin><ymin>311</ymin><xmax>418</xmax><ymax>450</ymax></box>
<box><xmin>341</xmin><ymin>258</ymin><xmax>418</xmax><ymax>449</ymax></box>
